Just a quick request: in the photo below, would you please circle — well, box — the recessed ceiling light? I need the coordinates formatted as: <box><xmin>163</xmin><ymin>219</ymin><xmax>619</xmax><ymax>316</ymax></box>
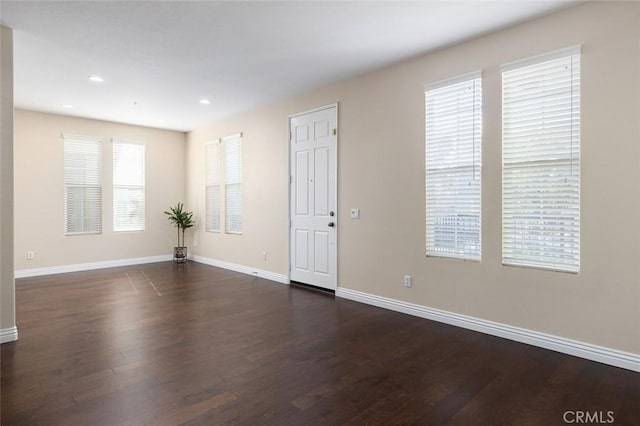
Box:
<box><xmin>61</xmin><ymin>104</ymin><xmax>73</xmax><ymax>109</ymax></box>
<box><xmin>199</xmin><ymin>99</ymin><xmax>211</xmax><ymax>105</ymax></box>
<box><xmin>88</xmin><ymin>75</ymin><xmax>104</xmax><ymax>83</ymax></box>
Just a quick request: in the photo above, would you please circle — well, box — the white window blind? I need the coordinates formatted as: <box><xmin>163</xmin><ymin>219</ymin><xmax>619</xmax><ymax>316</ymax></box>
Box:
<box><xmin>502</xmin><ymin>46</ymin><xmax>580</xmax><ymax>273</ymax></box>
<box><xmin>425</xmin><ymin>72</ymin><xmax>482</xmax><ymax>260</ymax></box>
<box><xmin>113</xmin><ymin>140</ymin><xmax>145</xmax><ymax>232</ymax></box>
<box><xmin>63</xmin><ymin>134</ymin><xmax>102</xmax><ymax>235</ymax></box>
<box><xmin>205</xmin><ymin>141</ymin><xmax>221</xmax><ymax>232</ymax></box>
<box><xmin>224</xmin><ymin>134</ymin><xmax>242</xmax><ymax>234</ymax></box>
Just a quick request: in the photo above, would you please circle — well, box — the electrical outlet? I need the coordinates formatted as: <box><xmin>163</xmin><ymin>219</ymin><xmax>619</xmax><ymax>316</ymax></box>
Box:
<box><xmin>350</xmin><ymin>208</ymin><xmax>360</xmax><ymax>219</ymax></box>
<box><xmin>262</xmin><ymin>251</ymin><xmax>267</xmax><ymax>261</ymax></box>
<box><xmin>26</xmin><ymin>251</ymin><xmax>34</xmax><ymax>260</ymax></box>
<box><xmin>404</xmin><ymin>275</ymin><xmax>412</xmax><ymax>288</ymax></box>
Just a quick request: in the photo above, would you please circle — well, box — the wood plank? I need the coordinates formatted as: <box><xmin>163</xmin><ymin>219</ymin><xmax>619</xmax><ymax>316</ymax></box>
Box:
<box><xmin>2</xmin><ymin>261</ymin><xmax>638</xmax><ymax>425</ymax></box>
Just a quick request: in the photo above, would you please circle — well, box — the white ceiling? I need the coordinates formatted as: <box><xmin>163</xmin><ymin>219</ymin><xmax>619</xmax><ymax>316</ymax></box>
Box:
<box><xmin>1</xmin><ymin>1</ymin><xmax>577</xmax><ymax>132</ymax></box>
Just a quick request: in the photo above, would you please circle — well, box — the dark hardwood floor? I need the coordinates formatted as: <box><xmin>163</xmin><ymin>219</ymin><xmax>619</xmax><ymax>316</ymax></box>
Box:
<box><xmin>1</xmin><ymin>262</ymin><xmax>638</xmax><ymax>425</ymax></box>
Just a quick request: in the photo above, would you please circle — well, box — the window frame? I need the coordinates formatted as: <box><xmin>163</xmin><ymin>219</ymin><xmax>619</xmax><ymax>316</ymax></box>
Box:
<box><xmin>112</xmin><ymin>139</ymin><xmax>146</xmax><ymax>232</ymax></box>
<box><xmin>501</xmin><ymin>45</ymin><xmax>581</xmax><ymax>273</ymax></box>
<box><xmin>223</xmin><ymin>133</ymin><xmax>243</xmax><ymax>235</ymax></box>
<box><xmin>424</xmin><ymin>71</ymin><xmax>483</xmax><ymax>261</ymax></box>
<box><xmin>63</xmin><ymin>133</ymin><xmax>103</xmax><ymax>236</ymax></box>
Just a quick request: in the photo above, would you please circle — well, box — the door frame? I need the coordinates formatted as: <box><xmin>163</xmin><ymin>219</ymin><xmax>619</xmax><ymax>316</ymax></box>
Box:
<box><xmin>287</xmin><ymin>102</ymin><xmax>339</xmax><ymax>289</ymax></box>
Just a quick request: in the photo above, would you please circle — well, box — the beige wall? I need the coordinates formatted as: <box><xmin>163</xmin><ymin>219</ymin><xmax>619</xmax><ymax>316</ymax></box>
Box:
<box><xmin>187</xmin><ymin>2</ymin><xmax>640</xmax><ymax>355</ymax></box>
<box><xmin>1</xmin><ymin>26</ymin><xmax>15</xmax><ymax>332</ymax></box>
<box><xmin>14</xmin><ymin>110</ymin><xmax>186</xmax><ymax>270</ymax></box>
<box><xmin>187</xmin><ymin>107</ymin><xmax>290</xmax><ymax>271</ymax></box>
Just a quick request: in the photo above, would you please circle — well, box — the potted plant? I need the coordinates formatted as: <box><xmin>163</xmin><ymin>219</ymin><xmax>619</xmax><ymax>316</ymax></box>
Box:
<box><xmin>164</xmin><ymin>202</ymin><xmax>194</xmax><ymax>263</ymax></box>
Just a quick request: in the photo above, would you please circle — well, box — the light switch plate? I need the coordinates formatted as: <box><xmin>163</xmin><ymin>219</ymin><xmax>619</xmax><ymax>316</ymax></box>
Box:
<box><xmin>350</xmin><ymin>208</ymin><xmax>360</xmax><ymax>219</ymax></box>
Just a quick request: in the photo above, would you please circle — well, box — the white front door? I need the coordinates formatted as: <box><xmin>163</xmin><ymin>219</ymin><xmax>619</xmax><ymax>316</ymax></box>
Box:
<box><xmin>289</xmin><ymin>105</ymin><xmax>337</xmax><ymax>290</ymax></box>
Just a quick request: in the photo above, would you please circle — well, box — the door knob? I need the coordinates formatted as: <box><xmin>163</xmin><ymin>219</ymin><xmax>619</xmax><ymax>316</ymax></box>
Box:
<box><xmin>328</xmin><ymin>222</ymin><xmax>335</xmax><ymax>227</ymax></box>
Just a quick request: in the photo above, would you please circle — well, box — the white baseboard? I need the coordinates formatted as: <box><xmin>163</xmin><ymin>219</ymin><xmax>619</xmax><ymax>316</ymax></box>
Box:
<box><xmin>1</xmin><ymin>326</ymin><xmax>18</xmax><ymax>344</ymax></box>
<box><xmin>14</xmin><ymin>254</ymin><xmax>638</xmax><ymax>371</ymax></box>
<box><xmin>15</xmin><ymin>255</ymin><xmax>173</xmax><ymax>278</ymax></box>
<box><xmin>189</xmin><ymin>254</ymin><xmax>290</xmax><ymax>285</ymax></box>
<box><xmin>336</xmin><ymin>287</ymin><xmax>640</xmax><ymax>373</ymax></box>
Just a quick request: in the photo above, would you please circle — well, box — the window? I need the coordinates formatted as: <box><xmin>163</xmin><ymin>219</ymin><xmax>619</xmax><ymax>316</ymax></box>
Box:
<box><xmin>113</xmin><ymin>140</ymin><xmax>145</xmax><ymax>231</ymax></box>
<box><xmin>63</xmin><ymin>134</ymin><xmax>102</xmax><ymax>235</ymax></box>
<box><xmin>502</xmin><ymin>46</ymin><xmax>580</xmax><ymax>272</ymax></box>
<box><xmin>425</xmin><ymin>72</ymin><xmax>482</xmax><ymax>260</ymax></box>
<box><xmin>205</xmin><ymin>141</ymin><xmax>221</xmax><ymax>232</ymax></box>
<box><xmin>224</xmin><ymin>133</ymin><xmax>242</xmax><ymax>234</ymax></box>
